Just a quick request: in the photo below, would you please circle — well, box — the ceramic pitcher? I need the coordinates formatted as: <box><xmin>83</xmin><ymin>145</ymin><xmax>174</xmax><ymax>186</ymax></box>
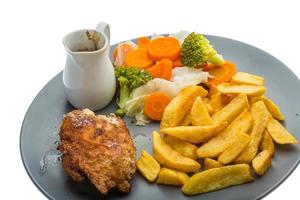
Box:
<box><xmin>62</xmin><ymin>22</ymin><xmax>116</xmax><ymax>111</ymax></box>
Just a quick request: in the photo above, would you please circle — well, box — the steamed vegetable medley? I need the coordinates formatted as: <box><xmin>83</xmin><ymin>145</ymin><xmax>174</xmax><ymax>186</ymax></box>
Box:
<box><xmin>113</xmin><ymin>31</ymin><xmax>226</xmax><ymax>125</ymax></box>
<box><xmin>113</xmin><ymin>31</ymin><xmax>298</xmax><ymax>196</ymax></box>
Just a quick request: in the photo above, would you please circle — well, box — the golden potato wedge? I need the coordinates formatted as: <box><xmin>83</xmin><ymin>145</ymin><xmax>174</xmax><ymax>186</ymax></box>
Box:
<box><xmin>179</xmin><ymin>113</ymin><xmax>191</xmax><ymax>126</ymax></box>
<box><xmin>190</xmin><ymin>97</ymin><xmax>213</xmax><ymax>126</ymax></box>
<box><xmin>202</xmin><ymin>98</ymin><xmax>214</xmax><ymax>115</ymax></box>
<box><xmin>252</xmin><ymin>150</ymin><xmax>272</xmax><ymax>175</ymax></box>
<box><xmin>153</xmin><ymin>131</ymin><xmax>201</xmax><ymax>173</ymax></box>
<box><xmin>217</xmin><ymin>83</ymin><xmax>266</xmax><ymax>96</ymax></box>
<box><xmin>181</xmin><ymin>164</ymin><xmax>254</xmax><ymax>195</ymax></box>
<box><xmin>157</xmin><ymin>167</ymin><xmax>190</xmax><ymax>186</ymax></box>
<box><xmin>209</xmin><ymin>93</ymin><xmax>231</xmax><ymax>113</ymax></box>
<box><xmin>261</xmin><ymin>96</ymin><xmax>284</xmax><ymax>120</ymax></box>
<box><xmin>164</xmin><ymin>135</ymin><xmax>198</xmax><ymax>160</ymax></box>
<box><xmin>266</xmin><ymin>118</ymin><xmax>297</xmax><ymax>144</ymax></box>
<box><xmin>208</xmin><ymin>84</ymin><xmax>218</xmax><ymax>98</ymax></box>
<box><xmin>160</xmin><ymin>122</ymin><xmax>227</xmax><ymax>144</ymax></box>
<box><xmin>209</xmin><ymin>94</ymin><xmax>223</xmax><ymax>113</ymax></box>
<box><xmin>160</xmin><ymin>86</ymin><xmax>208</xmax><ymax>129</ymax></box>
<box><xmin>235</xmin><ymin>101</ymin><xmax>269</xmax><ymax>164</ymax></box>
<box><xmin>212</xmin><ymin>93</ymin><xmax>249</xmax><ymax>124</ymax></box>
<box><xmin>197</xmin><ymin>109</ymin><xmax>253</xmax><ymax>158</ymax></box>
<box><xmin>248</xmin><ymin>96</ymin><xmax>262</xmax><ymax>106</ymax></box>
<box><xmin>231</xmin><ymin>72</ymin><xmax>265</xmax><ymax>86</ymax></box>
<box><xmin>218</xmin><ymin>132</ymin><xmax>250</xmax><ymax>164</ymax></box>
<box><xmin>259</xmin><ymin>130</ymin><xmax>275</xmax><ymax>156</ymax></box>
<box><xmin>136</xmin><ymin>150</ymin><xmax>161</xmax><ymax>182</ymax></box>
<box><xmin>248</xmin><ymin>96</ymin><xmax>284</xmax><ymax>120</ymax></box>
<box><xmin>204</xmin><ymin>158</ymin><xmax>223</xmax><ymax>170</ymax></box>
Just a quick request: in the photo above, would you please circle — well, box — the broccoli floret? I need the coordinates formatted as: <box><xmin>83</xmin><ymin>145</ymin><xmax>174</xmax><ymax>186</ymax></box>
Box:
<box><xmin>181</xmin><ymin>32</ymin><xmax>225</xmax><ymax>67</ymax></box>
<box><xmin>114</xmin><ymin>67</ymin><xmax>152</xmax><ymax>113</ymax></box>
<box><xmin>115</xmin><ymin>108</ymin><xmax>126</xmax><ymax>117</ymax></box>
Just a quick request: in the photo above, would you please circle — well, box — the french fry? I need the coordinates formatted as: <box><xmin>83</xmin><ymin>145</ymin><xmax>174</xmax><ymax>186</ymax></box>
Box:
<box><xmin>160</xmin><ymin>122</ymin><xmax>227</xmax><ymax>144</ymax></box>
<box><xmin>209</xmin><ymin>94</ymin><xmax>223</xmax><ymax>112</ymax></box>
<box><xmin>179</xmin><ymin>113</ymin><xmax>191</xmax><ymax>126</ymax></box>
<box><xmin>197</xmin><ymin>109</ymin><xmax>253</xmax><ymax>158</ymax></box>
<box><xmin>212</xmin><ymin>93</ymin><xmax>249</xmax><ymax>124</ymax></box>
<box><xmin>218</xmin><ymin>132</ymin><xmax>250</xmax><ymax>165</ymax></box>
<box><xmin>204</xmin><ymin>158</ymin><xmax>223</xmax><ymax>170</ymax></box>
<box><xmin>217</xmin><ymin>83</ymin><xmax>266</xmax><ymax>96</ymax></box>
<box><xmin>248</xmin><ymin>96</ymin><xmax>284</xmax><ymax>120</ymax></box>
<box><xmin>231</xmin><ymin>72</ymin><xmax>265</xmax><ymax>86</ymax></box>
<box><xmin>252</xmin><ymin>150</ymin><xmax>272</xmax><ymax>175</ymax></box>
<box><xmin>248</xmin><ymin>96</ymin><xmax>262</xmax><ymax>106</ymax></box>
<box><xmin>202</xmin><ymin>98</ymin><xmax>214</xmax><ymax>115</ymax></box>
<box><xmin>235</xmin><ymin>101</ymin><xmax>269</xmax><ymax>164</ymax></box>
<box><xmin>181</xmin><ymin>164</ymin><xmax>254</xmax><ymax>195</ymax></box>
<box><xmin>190</xmin><ymin>97</ymin><xmax>213</xmax><ymax>126</ymax></box>
<box><xmin>261</xmin><ymin>96</ymin><xmax>284</xmax><ymax>120</ymax></box>
<box><xmin>160</xmin><ymin>86</ymin><xmax>208</xmax><ymax>129</ymax></box>
<box><xmin>259</xmin><ymin>130</ymin><xmax>275</xmax><ymax>156</ymax></box>
<box><xmin>208</xmin><ymin>84</ymin><xmax>218</xmax><ymax>98</ymax></box>
<box><xmin>157</xmin><ymin>168</ymin><xmax>190</xmax><ymax>186</ymax></box>
<box><xmin>153</xmin><ymin>131</ymin><xmax>200</xmax><ymax>173</ymax></box>
<box><xmin>209</xmin><ymin>93</ymin><xmax>231</xmax><ymax>113</ymax></box>
<box><xmin>136</xmin><ymin>150</ymin><xmax>161</xmax><ymax>182</ymax></box>
<box><xmin>266</xmin><ymin>118</ymin><xmax>297</xmax><ymax>144</ymax></box>
<box><xmin>164</xmin><ymin>135</ymin><xmax>198</xmax><ymax>160</ymax></box>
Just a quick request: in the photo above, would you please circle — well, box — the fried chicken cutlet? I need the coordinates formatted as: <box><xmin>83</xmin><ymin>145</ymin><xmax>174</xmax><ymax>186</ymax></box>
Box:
<box><xmin>58</xmin><ymin>109</ymin><xmax>136</xmax><ymax>194</ymax></box>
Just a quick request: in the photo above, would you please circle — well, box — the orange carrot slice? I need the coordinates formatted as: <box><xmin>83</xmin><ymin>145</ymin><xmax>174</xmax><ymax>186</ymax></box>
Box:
<box><xmin>172</xmin><ymin>57</ymin><xmax>183</xmax><ymax>68</ymax></box>
<box><xmin>113</xmin><ymin>47</ymin><xmax>118</xmax><ymax>61</ymax></box>
<box><xmin>205</xmin><ymin>61</ymin><xmax>237</xmax><ymax>85</ymax></box>
<box><xmin>147</xmin><ymin>59</ymin><xmax>173</xmax><ymax>80</ymax></box>
<box><xmin>125</xmin><ymin>49</ymin><xmax>154</xmax><ymax>69</ymax></box>
<box><xmin>137</xmin><ymin>37</ymin><xmax>150</xmax><ymax>48</ymax></box>
<box><xmin>202</xmin><ymin>62</ymin><xmax>217</xmax><ymax>71</ymax></box>
<box><xmin>144</xmin><ymin>92</ymin><xmax>171</xmax><ymax>121</ymax></box>
<box><xmin>147</xmin><ymin>37</ymin><xmax>180</xmax><ymax>61</ymax></box>
<box><xmin>113</xmin><ymin>43</ymin><xmax>135</xmax><ymax>66</ymax></box>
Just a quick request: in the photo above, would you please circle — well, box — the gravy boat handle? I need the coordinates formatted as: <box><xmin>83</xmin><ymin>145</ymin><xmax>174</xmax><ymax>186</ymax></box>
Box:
<box><xmin>96</xmin><ymin>22</ymin><xmax>110</xmax><ymax>44</ymax></box>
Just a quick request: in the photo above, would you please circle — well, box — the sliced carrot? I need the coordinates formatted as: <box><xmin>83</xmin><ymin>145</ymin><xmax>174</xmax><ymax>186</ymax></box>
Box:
<box><xmin>147</xmin><ymin>59</ymin><xmax>173</xmax><ymax>80</ymax></box>
<box><xmin>144</xmin><ymin>92</ymin><xmax>171</xmax><ymax>121</ymax></box>
<box><xmin>172</xmin><ymin>57</ymin><xmax>183</xmax><ymax>68</ymax></box>
<box><xmin>147</xmin><ymin>37</ymin><xmax>180</xmax><ymax>61</ymax></box>
<box><xmin>113</xmin><ymin>47</ymin><xmax>118</xmax><ymax>61</ymax></box>
<box><xmin>113</xmin><ymin>43</ymin><xmax>135</xmax><ymax>66</ymax></box>
<box><xmin>137</xmin><ymin>37</ymin><xmax>150</xmax><ymax>48</ymax></box>
<box><xmin>206</xmin><ymin>61</ymin><xmax>237</xmax><ymax>85</ymax></box>
<box><xmin>202</xmin><ymin>62</ymin><xmax>217</xmax><ymax>71</ymax></box>
<box><xmin>124</xmin><ymin>49</ymin><xmax>154</xmax><ymax>69</ymax></box>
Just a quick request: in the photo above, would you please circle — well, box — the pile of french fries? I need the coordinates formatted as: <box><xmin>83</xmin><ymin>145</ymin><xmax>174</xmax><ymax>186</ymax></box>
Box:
<box><xmin>136</xmin><ymin>72</ymin><xmax>297</xmax><ymax>196</ymax></box>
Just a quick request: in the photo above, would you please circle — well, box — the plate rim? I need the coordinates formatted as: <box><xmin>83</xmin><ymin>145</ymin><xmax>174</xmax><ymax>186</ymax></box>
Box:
<box><xmin>20</xmin><ymin>34</ymin><xmax>300</xmax><ymax>200</ymax></box>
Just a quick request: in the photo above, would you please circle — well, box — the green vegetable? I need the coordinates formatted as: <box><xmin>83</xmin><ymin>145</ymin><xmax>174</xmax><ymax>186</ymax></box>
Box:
<box><xmin>181</xmin><ymin>32</ymin><xmax>225</xmax><ymax>67</ymax></box>
<box><xmin>115</xmin><ymin>108</ymin><xmax>126</xmax><ymax>117</ymax></box>
<box><xmin>115</xmin><ymin>67</ymin><xmax>152</xmax><ymax>114</ymax></box>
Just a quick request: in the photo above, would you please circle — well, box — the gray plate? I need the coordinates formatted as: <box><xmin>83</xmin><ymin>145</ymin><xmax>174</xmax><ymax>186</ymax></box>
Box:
<box><xmin>20</xmin><ymin>35</ymin><xmax>300</xmax><ymax>200</ymax></box>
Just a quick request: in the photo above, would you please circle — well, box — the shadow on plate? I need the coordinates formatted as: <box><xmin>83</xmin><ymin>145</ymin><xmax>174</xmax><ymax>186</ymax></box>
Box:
<box><xmin>65</xmin><ymin>177</ymin><xmax>131</xmax><ymax>199</ymax></box>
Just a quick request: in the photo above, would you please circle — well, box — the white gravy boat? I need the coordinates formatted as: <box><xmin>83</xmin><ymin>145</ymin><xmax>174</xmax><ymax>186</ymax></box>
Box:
<box><xmin>63</xmin><ymin>22</ymin><xmax>116</xmax><ymax>111</ymax></box>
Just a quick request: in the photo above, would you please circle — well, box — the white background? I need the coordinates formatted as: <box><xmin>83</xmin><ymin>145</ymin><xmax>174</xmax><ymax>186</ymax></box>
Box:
<box><xmin>0</xmin><ymin>0</ymin><xmax>299</xmax><ymax>199</ymax></box>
